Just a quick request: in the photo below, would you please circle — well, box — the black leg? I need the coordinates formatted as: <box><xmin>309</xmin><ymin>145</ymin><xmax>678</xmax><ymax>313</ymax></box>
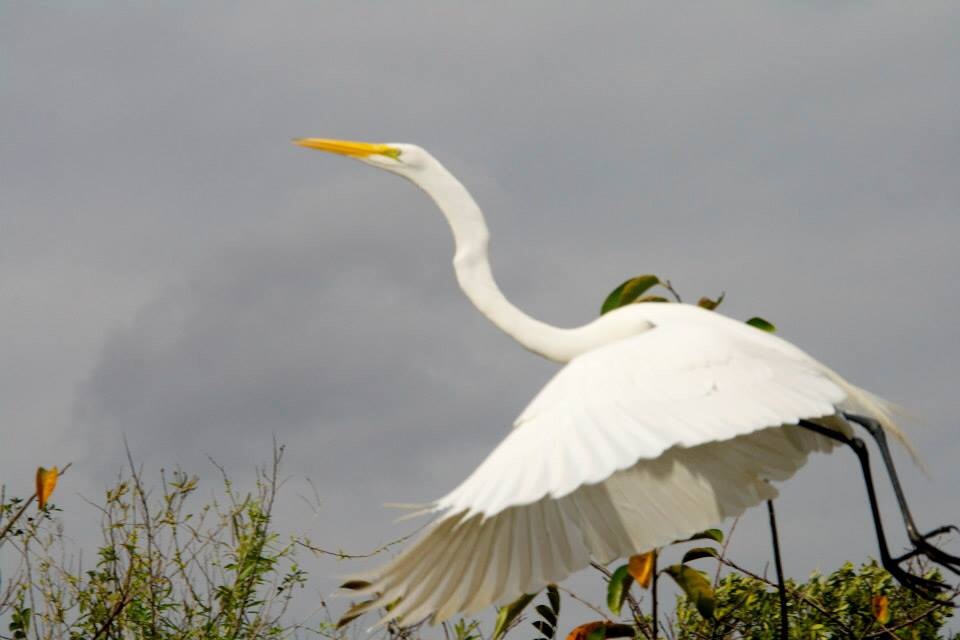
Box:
<box><xmin>843</xmin><ymin>413</ymin><xmax>960</xmax><ymax>576</ymax></box>
<box><xmin>796</xmin><ymin>419</ymin><xmax>951</xmax><ymax>604</ymax></box>
<box><xmin>766</xmin><ymin>499</ymin><xmax>789</xmax><ymax>639</ymax></box>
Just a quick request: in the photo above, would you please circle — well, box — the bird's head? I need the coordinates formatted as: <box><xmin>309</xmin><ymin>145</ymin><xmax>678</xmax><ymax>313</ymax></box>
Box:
<box><xmin>293</xmin><ymin>138</ymin><xmax>431</xmax><ymax>178</ymax></box>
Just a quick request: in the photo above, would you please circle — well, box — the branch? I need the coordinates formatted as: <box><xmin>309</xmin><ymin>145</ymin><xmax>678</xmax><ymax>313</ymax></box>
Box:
<box><xmin>296</xmin><ymin>529</ymin><xmax>420</xmax><ymax>560</ymax></box>
<box><xmin>863</xmin><ymin>586</ymin><xmax>960</xmax><ymax>638</ymax></box>
<box><xmin>555</xmin><ymin>585</ymin><xmax>611</xmax><ymax>622</ymax></box>
<box><xmin>718</xmin><ymin>556</ymin><xmax>855</xmax><ymax>636</ymax></box>
<box><xmin>90</xmin><ymin>546</ymin><xmax>136</xmax><ymax>640</ymax></box>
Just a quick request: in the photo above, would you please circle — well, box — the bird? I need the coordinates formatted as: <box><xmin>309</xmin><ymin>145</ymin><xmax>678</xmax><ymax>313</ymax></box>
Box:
<box><xmin>294</xmin><ymin>138</ymin><xmax>957</xmax><ymax>625</ymax></box>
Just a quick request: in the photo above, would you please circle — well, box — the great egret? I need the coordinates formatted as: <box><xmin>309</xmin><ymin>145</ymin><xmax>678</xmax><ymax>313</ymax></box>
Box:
<box><xmin>295</xmin><ymin>139</ymin><xmax>957</xmax><ymax>624</ymax></box>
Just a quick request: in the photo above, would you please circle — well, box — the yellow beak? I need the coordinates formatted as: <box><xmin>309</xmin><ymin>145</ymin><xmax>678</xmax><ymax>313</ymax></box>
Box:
<box><xmin>293</xmin><ymin>138</ymin><xmax>400</xmax><ymax>159</ymax></box>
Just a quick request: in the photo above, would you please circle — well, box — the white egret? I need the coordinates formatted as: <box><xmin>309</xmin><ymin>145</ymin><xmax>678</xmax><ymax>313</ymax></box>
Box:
<box><xmin>295</xmin><ymin>139</ymin><xmax>956</xmax><ymax>624</ymax></box>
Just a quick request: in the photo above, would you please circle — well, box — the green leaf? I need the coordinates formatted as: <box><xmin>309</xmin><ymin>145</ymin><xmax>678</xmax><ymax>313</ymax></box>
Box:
<box><xmin>675</xmin><ymin>528</ymin><xmax>724</xmax><ymax>544</ymax></box>
<box><xmin>746</xmin><ymin>317</ymin><xmax>776</xmax><ymax>333</ymax></box>
<box><xmin>600</xmin><ymin>275</ymin><xmax>661</xmax><ymax>315</ymax></box>
<box><xmin>492</xmin><ymin>592</ymin><xmax>537</xmax><ymax>640</ymax></box>
<box><xmin>547</xmin><ymin>584</ymin><xmax>560</xmax><ymax>614</ymax></box>
<box><xmin>664</xmin><ymin>565</ymin><xmax>716</xmax><ymax>620</ymax></box>
<box><xmin>586</xmin><ymin>626</ymin><xmax>607</xmax><ymax>640</ymax></box>
<box><xmin>606</xmin><ymin>564</ymin><xmax>634</xmax><ymax>615</ymax></box>
<box><xmin>681</xmin><ymin>547</ymin><xmax>719</xmax><ymax>564</ymax></box>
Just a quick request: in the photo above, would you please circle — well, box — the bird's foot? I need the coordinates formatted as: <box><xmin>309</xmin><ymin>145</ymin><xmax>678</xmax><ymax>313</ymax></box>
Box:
<box><xmin>882</xmin><ymin>556</ymin><xmax>954</xmax><ymax>605</ymax></box>
<box><xmin>896</xmin><ymin>525</ymin><xmax>960</xmax><ymax>576</ymax></box>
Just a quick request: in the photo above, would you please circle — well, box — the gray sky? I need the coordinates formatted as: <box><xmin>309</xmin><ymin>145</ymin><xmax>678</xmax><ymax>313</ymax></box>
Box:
<box><xmin>2</xmin><ymin>1</ymin><xmax>960</xmax><ymax>632</ymax></box>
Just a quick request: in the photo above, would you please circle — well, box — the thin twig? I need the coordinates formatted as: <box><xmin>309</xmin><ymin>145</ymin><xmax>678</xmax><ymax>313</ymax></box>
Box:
<box><xmin>125</xmin><ymin>439</ymin><xmax>160</xmax><ymax>638</ymax></box>
<box><xmin>713</xmin><ymin>517</ymin><xmax>739</xmax><ymax>587</ymax></box>
<box><xmin>90</xmin><ymin>546</ymin><xmax>136</xmax><ymax>640</ymax></box>
<box><xmin>297</xmin><ymin>530</ymin><xmax>420</xmax><ymax>560</ymax></box>
<box><xmin>555</xmin><ymin>586</ymin><xmax>611</xmax><ymax>622</ymax></box>
<box><xmin>661</xmin><ymin>280</ymin><xmax>683</xmax><ymax>303</ymax></box>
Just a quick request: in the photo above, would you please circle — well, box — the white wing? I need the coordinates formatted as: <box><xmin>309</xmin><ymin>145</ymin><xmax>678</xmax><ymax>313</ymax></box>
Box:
<box><xmin>358</xmin><ymin>317</ymin><xmax>894</xmax><ymax>624</ymax></box>
<box><xmin>438</xmin><ymin>320</ymin><xmax>844</xmax><ymax>517</ymax></box>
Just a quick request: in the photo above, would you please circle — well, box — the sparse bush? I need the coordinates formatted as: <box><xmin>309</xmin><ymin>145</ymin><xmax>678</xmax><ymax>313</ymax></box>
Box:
<box><xmin>0</xmin><ymin>446</ymin><xmax>318</xmax><ymax>639</ymax></box>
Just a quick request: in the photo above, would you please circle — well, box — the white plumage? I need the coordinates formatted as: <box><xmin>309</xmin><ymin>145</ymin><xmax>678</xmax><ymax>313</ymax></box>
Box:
<box><xmin>294</xmin><ymin>139</ymin><xmax>910</xmax><ymax>626</ymax></box>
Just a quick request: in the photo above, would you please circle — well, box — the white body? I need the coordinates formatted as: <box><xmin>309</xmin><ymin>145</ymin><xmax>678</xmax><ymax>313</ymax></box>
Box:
<box><xmin>295</xmin><ymin>140</ymin><xmax>910</xmax><ymax>625</ymax></box>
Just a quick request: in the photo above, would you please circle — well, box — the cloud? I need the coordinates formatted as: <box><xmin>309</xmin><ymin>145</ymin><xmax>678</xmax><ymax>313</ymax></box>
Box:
<box><xmin>2</xmin><ymin>0</ymin><xmax>958</xmax><ymax>630</ymax></box>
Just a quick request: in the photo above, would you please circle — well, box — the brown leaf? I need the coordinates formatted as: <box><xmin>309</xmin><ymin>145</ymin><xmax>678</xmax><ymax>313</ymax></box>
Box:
<box><xmin>36</xmin><ymin>466</ymin><xmax>59</xmax><ymax>510</ymax></box>
<box><xmin>696</xmin><ymin>292</ymin><xmax>725</xmax><ymax>310</ymax></box>
<box><xmin>628</xmin><ymin>552</ymin><xmax>655</xmax><ymax>589</ymax></box>
<box><xmin>339</xmin><ymin>580</ymin><xmax>372</xmax><ymax>591</ymax></box>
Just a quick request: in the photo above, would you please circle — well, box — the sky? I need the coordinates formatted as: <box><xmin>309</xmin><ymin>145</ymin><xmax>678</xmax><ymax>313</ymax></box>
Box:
<box><xmin>2</xmin><ymin>1</ymin><xmax>960</xmax><ymax>633</ymax></box>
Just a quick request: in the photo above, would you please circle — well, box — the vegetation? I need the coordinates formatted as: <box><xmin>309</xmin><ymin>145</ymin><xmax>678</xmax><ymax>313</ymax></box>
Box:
<box><xmin>1</xmin><ymin>275</ymin><xmax>956</xmax><ymax>638</ymax></box>
<box><xmin>0</xmin><ymin>447</ymin><xmax>316</xmax><ymax>639</ymax></box>
<box><xmin>1</xmin><ymin>448</ymin><xmax>956</xmax><ymax>639</ymax></box>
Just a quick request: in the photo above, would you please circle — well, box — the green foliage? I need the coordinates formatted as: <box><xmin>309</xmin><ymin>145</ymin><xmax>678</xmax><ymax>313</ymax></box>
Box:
<box><xmin>607</xmin><ymin>565</ymin><xmax>635</xmax><ymax>616</ymax></box>
<box><xmin>0</xmin><ymin>446</ymin><xmax>317</xmax><ymax>640</ymax></box>
<box><xmin>677</xmin><ymin>528</ymin><xmax>724</xmax><ymax>545</ymax></box>
<box><xmin>600</xmin><ymin>275</ymin><xmax>666</xmax><ymax>314</ymax></box>
<box><xmin>493</xmin><ymin>592</ymin><xmax>537</xmax><ymax>640</ymax></box>
<box><xmin>453</xmin><ymin>617</ymin><xmax>481</xmax><ymax>640</ymax></box>
<box><xmin>672</xmin><ymin>561</ymin><xmax>956</xmax><ymax>639</ymax></box>
<box><xmin>9</xmin><ymin>605</ymin><xmax>31</xmax><ymax>639</ymax></box>
<box><xmin>600</xmin><ymin>274</ymin><xmax>775</xmax><ymax>337</ymax></box>
<box><xmin>680</xmin><ymin>547</ymin><xmax>718</xmax><ymax>564</ymax></box>
<box><xmin>746</xmin><ymin>316</ymin><xmax>777</xmax><ymax>333</ymax></box>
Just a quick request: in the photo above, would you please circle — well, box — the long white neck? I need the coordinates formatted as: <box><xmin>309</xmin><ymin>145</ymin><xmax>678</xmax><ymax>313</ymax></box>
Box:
<box><xmin>405</xmin><ymin>161</ymin><xmax>583</xmax><ymax>363</ymax></box>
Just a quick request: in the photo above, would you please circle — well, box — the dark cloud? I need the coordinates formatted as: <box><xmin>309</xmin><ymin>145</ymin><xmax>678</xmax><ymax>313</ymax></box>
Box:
<box><xmin>2</xmin><ymin>1</ymin><xmax>959</xmax><ymax>630</ymax></box>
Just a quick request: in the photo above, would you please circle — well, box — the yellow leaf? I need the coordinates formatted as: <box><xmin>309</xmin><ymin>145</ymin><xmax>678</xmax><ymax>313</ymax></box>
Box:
<box><xmin>36</xmin><ymin>466</ymin><xmax>59</xmax><ymax>510</ymax></box>
<box><xmin>628</xmin><ymin>552</ymin><xmax>655</xmax><ymax>589</ymax></box>
<box><xmin>871</xmin><ymin>594</ymin><xmax>890</xmax><ymax>624</ymax></box>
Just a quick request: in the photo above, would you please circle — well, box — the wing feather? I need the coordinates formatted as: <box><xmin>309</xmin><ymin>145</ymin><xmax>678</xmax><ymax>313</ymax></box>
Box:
<box><xmin>357</xmin><ymin>312</ymin><xmax>910</xmax><ymax>625</ymax></box>
<box><xmin>365</xmin><ymin>424</ymin><xmax>837</xmax><ymax>625</ymax></box>
<box><xmin>439</xmin><ymin>322</ymin><xmax>845</xmax><ymax>517</ymax></box>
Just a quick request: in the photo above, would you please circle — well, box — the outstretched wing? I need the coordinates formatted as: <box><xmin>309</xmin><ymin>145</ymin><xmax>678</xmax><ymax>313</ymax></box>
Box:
<box><xmin>438</xmin><ymin>320</ymin><xmax>845</xmax><ymax>517</ymax></box>
<box><xmin>360</xmin><ymin>319</ymin><xmax>854</xmax><ymax>624</ymax></box>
